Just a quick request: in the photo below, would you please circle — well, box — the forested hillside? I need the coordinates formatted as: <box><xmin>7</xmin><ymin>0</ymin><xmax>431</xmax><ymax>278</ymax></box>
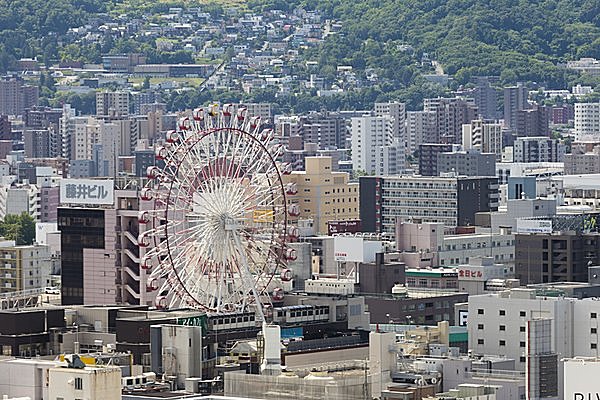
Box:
<box><xmin>0</xmin><ymin>0</ymin><xmax>112</xmax><ymax>70</ymax></box>
<box><xmin>0</xmin><ymin>0</ymin><xmax>598</xmax><ymax>111</ymax></box>
<box><xmin>255</xmin><ymin>0</ymin><xmax>600</xmax><ymax>87</ymax></box>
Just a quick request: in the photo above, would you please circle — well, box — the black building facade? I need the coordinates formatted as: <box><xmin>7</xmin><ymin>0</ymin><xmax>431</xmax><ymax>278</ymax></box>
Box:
<box><xmin>0</xmin><ymin>308</ymin><xmax>65</xmax><ymax>356</ymax></box>
<box><xmin>58</xmin><ymin>207</ymin><xmax>105</xmax><ymax>305</ymax></box>
<box><xmin>515</xmin><ymin>232</ymin><xmax>600</xmax><ymax>284</ymax></box>
<box><xmin>418</xmin><ymin>143</ymin><xmax>453</xmax><ymax>176</ymax></box>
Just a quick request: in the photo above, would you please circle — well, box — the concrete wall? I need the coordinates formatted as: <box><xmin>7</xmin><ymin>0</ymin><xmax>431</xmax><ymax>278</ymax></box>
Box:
<box><xmin>161</xmin><ymin>324</ymin><xmax>202</xmax><ymax>389</ymax></box>
<box><xmin>83</xmin><ymin>248</ymin><xmax>118</xmax><ymax>305</ymax></box>
<box><xmin>48</xmin><ymin>366</ymin><xmax>121</xmax><ymax>400</ymax></box>
<box><xmin>225</xmin><ymin>370</ymin><xmax>372</xmax><ymax>400</ymax></box>
<box><xmin>468</xmin><ymin>290</ymin><xmax>577</xmax><ymax>371</ymax></box>
<box><xmin>284</xmin><ymin>346</ymin><xmax>369</xmax><ymax>368</ymax></box>
<box><xmin>0</xmin><ymin>359</ymin><xmax>58</xmax><ymax>400</ymax></box>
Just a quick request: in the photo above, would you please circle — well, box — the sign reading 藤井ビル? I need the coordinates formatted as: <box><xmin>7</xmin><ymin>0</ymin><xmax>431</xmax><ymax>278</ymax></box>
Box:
<box><xmin>60</xmin><ymin>179</ymin><xmax>114</xmax><ymax>205</ymax></box>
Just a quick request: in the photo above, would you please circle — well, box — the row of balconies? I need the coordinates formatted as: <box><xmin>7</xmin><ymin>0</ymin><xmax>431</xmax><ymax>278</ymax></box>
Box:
<box><xmin>383</xmin><ymin>210</ymin><xmax>457</xmax><ymax>217</ymax></box>
<box><xmin>383</xmin><ymin>200</ymin><xmax>457</xmax><ymax>207</ymax></box>
<box><xmin>383</xmin><ymin>184</ymin><xmax>457</xmax><ymax>190</ymax></box>
<box><xmin>382</xmin><ymin>193</ymin><xmax>457</xmax><ymax>199</ymax></box>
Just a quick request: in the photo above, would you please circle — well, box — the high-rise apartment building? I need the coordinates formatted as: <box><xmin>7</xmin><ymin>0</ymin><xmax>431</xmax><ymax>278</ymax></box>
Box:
<box><xmin>424</xmin><ymin>97</ymin><xmax>478</xmax><ymax>144</ymax></box>
<box><xmin>275</xmin><ymin>115</ymin><xmax>302</xmax><ymax>149</ymax></box>
<box><xmin>24</xmin><ymin>106</ymin><xmax>62</xmax><ymax>129</ymax></box>
<box><xmin>406</xmin><ymin>111</ymin><xmax>437</xmax><ymax>155</ymax></box>
<box><xmin>375</xmin><ymin>102</ymin><xmax>406</xmax><ymax>141</ymax></box>
<box><xmin>418</xmin><ymin>143</ymin><xmax>457</xmax><ymax>176</ymax></box>
<box><xmin>39</xmin><ymin>185</ymin><xmax>59</xmax><ymax>223</ymax></box>
<box><xmin>283</xmin><ymin>156</ymin><xmax>358</xmax><ymax>234</ymax></box>
<box><xmin>59</xmin><ymin>104</ymin><xmax>77</xmax><ymax>160</ymax></box>
<box><xmin>301</xmin><ymin>112</ymin><xmax>347</xmax><ymax>150</ymax></box>
<box><xmin>564</xmin><ymin>144</ymin><xmax>600</xmax><ymax>175</ymax></box>
<box><xmin>131</xmin><ymin>90</ymin><xmax>163</xmax><ymax>115</ymax></box>
<box><xmin>351</xmin><ymin>115</ymin><xmax>404</xmax><ymax>175</ymax></box>
<box><xmin>96</xmin><ymin>91</ymin><xmax>129</xmax><ymax>117</ymax></box>
<box><xmin>239</xmin><ymin>103</ymin><xmax>273</xmax><ymax>124</ymax></box>
<box><xmin>72</xmin><ymin>116</ymin><xmax>99</xmax><ymax>161</ymax></box>
<box><xmin>473</xmin><ymin>76</ymin><xmax>500</xmax><ymax>120</ymax></box>
<box><xmin>437</xmin><ymin>151</ymin><xmax>496</xmax><ymax>177</ymax></box>
<box><xmin>0</xmin><ymin>115</ymin><xmax>11</xmax><ymax>140</ymax></box>
<box><xmin>375</xmin><ymin>101</ymin><xmax>406</xmax><ymax>166</ymax></box>
<box><xmin>503</xmin><ymin>84</ymin><xmax>529</xmax><ymax>131</ymax></box>
<box><xmin>360</xmin><ymin>175</ymin><xmax>499</xmax><ymax>233</ymax></box>
<box><xmin>0</xmin><ymin>184</ymin><xmax>40</xmax><ymax>221</ymax></box>
<box><xmin>0</xmin><ymin>243</ymin><xmax>52</xmax><ymax>293</ymax></box>
<box><xmin>24</xmin><ymin>129</ymin><xmax>51</xmax><ymax>158</ymax></box>
<box><xmin>462</xmin><ymin>119</ymin><xmax>503</xmax><ymax>159</ymax></box>
<box><xmin>574</xmin><ymin>102</ymin><xmax>600</xmax><ymax>142</ymax></box>
<box><xmin>0</xmin><ymin>77</ymin><xmax>39</xmax><ymax>116</ymax></box>
<box><xmin>551</xmin><ymin>104</ymin><xmax>574</xmax><ymax>125</ymax></box>
<box><xmin>515</xmin><ymin>107</ymin><xmax>549</xmax><ymax>137</ymax></box>
<box><xmin>513</xmin><ymin>137</ymin><xmax>565</xmax><ymax>163</ymax></box>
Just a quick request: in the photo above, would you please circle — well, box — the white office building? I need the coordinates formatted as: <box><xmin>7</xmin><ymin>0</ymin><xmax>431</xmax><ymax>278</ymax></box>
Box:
<box><xmin>468</xmin><ymin>288</ymin><xmax>600</xmax><ymax>372</ymax></box>
<box><xmin>351</xmin><ymin>115</ymin><xmax>404</xmax><ymax>175</ymax></box>
<box><xmin>574</xmin><ymin>102</ymin><xmax>600</xmax><ymax>142</ymax></box>
<box><xmin>462</xmin><ymin>119</ymin><xmax>503</xmax><ymax>159</ymax></box>
<box><xmin>375</xmin><ymin>102</ymin><xmax>406</xmax><ymax>140</ymax></box>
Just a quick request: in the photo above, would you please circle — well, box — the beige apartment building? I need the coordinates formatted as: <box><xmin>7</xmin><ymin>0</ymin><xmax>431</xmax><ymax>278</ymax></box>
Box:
<box><xmin>284</xmin><ymin>156</ymin><xmax>358</xmax><ymax>234</ymax></box>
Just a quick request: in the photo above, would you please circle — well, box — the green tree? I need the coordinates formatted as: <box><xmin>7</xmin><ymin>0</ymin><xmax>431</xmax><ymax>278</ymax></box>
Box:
<box><xmin>142</xmin><ymin>76</ymin><xmax>151</xmax><ymax>90</ymax></box>
<box><xmin>0</xmin><ymin>213</ymin><xmax>36</xmax><ymax>245</ymax></box>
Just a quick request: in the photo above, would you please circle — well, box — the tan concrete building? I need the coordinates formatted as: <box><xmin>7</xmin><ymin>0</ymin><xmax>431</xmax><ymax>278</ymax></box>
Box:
<box><xmin>284</xmin><ymin>156</ymin><xmax>358</xmax><ymax>234</ymax></box>
<box><xmin>0</xmin><ymin>243</ymin><xmax>52</xmax><ymax>293</ymax></box>
<box><xmin>48</xmin><ymin>364</ymin><xmax>121</xmax><ymax>400</ymax></box>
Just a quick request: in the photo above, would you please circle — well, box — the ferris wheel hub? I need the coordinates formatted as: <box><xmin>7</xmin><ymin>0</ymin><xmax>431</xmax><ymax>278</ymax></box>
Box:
<box><xmin>222</xmin><ymin>215</ymin><xmax>239</xmax><ymax>231</ymax></box>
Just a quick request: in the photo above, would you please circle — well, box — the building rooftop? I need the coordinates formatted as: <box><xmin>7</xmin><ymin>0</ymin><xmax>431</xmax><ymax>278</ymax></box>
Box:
<box><xmin>562</xmin><ymin>174</ymin><xmax>600</xmax><ymax>189</ymax></box>
<box><xmin>365</xmin><ymin>288</ymin><xmax>467</xmax><ymax>300</ymax></box>
<box><xmin>405</xmin><ymin>268</ymin><xmax>458</xmax><ymax>277</ymax></box>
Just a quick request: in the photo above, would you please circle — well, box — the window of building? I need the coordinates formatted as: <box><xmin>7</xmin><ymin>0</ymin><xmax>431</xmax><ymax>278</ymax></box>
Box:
<box><xmin>499</xmin><ymin>325</ymin><xmax>506</xmax><ymax>331</ymax></box>
<box><xmin>520</xmin><ymin>311</ymin><xmax>526</xmax><ymax>317</ymax></box>
<box><xmin>74</xmin><ymin>377</ymin><xmax>83</xmax><ymax>390</ymax></box>
<box><xmin>520</xmin><ymin>356</ymin><xmax>526</xmax><ymax>363</ymax></box>
<box><xmin>499</xmin><ymin>310</ymin><xmax>505</xmax><ymax>316</ymax></box>
<box><xmin>477</xmin><ymin>339</ymin><xmax>484</xmax><ymax>345</ymax></box>
<box><xmin>592</xmin><ymin>343</ymin><xmax>598</xmax><ymax>349</ymax></box>
<box><xmin>592</xmin><ymin>313</ymin><xmax>597</xmax><ymax>319</ymax></box>
<box><xmin>478</xmin><ymin>324</ymin><xmax>484</xmax><ymax>330</ymax></box>
<box><xmin>520</xmin><ymin>326</ymin><xmax>526</xmax><ymax>332</ymax></box>
<box><xmin>520</xmin><ymin>341</ymin><xmax>526</xmax><ymax>348</ymax></box>
<box><xmin>499</xmin><ymin>340</ymin><xmax>506</xmax><ymax>346</ymax></box>
<box><xmin>592</xmin><ymin>328</ymin><xmax>597</xmax><ymax>334</ymax></box>
<box><xmin>478</xmin><ymin>309</ymin><xmax>484</xmax><ymax>315</ymax></box>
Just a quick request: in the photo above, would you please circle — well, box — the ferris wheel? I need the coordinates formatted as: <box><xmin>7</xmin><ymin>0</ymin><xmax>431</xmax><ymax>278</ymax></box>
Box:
<box><xmin>137</xmin><ymin>105</ymin><xmax>298</xmax><ymax>319</ymax></box>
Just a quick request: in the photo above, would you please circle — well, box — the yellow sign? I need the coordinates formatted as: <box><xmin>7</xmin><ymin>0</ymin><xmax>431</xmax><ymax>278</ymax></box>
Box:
<box><xmin>253</xmin><ymin>210</ymin><xmax>274</xmax><ymax>223</ymax></box>
<box><xmin>59</xmin><ymin>354</ymin><xmax>96</xmax><ymax>365</ymax></box>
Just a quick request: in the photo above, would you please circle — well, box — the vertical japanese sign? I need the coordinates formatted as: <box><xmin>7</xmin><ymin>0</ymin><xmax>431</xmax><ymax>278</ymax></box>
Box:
<box><xmin>60</xmin><ymin>179</ymin><xmax>114</xmax><ymax>205</ymax></box>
